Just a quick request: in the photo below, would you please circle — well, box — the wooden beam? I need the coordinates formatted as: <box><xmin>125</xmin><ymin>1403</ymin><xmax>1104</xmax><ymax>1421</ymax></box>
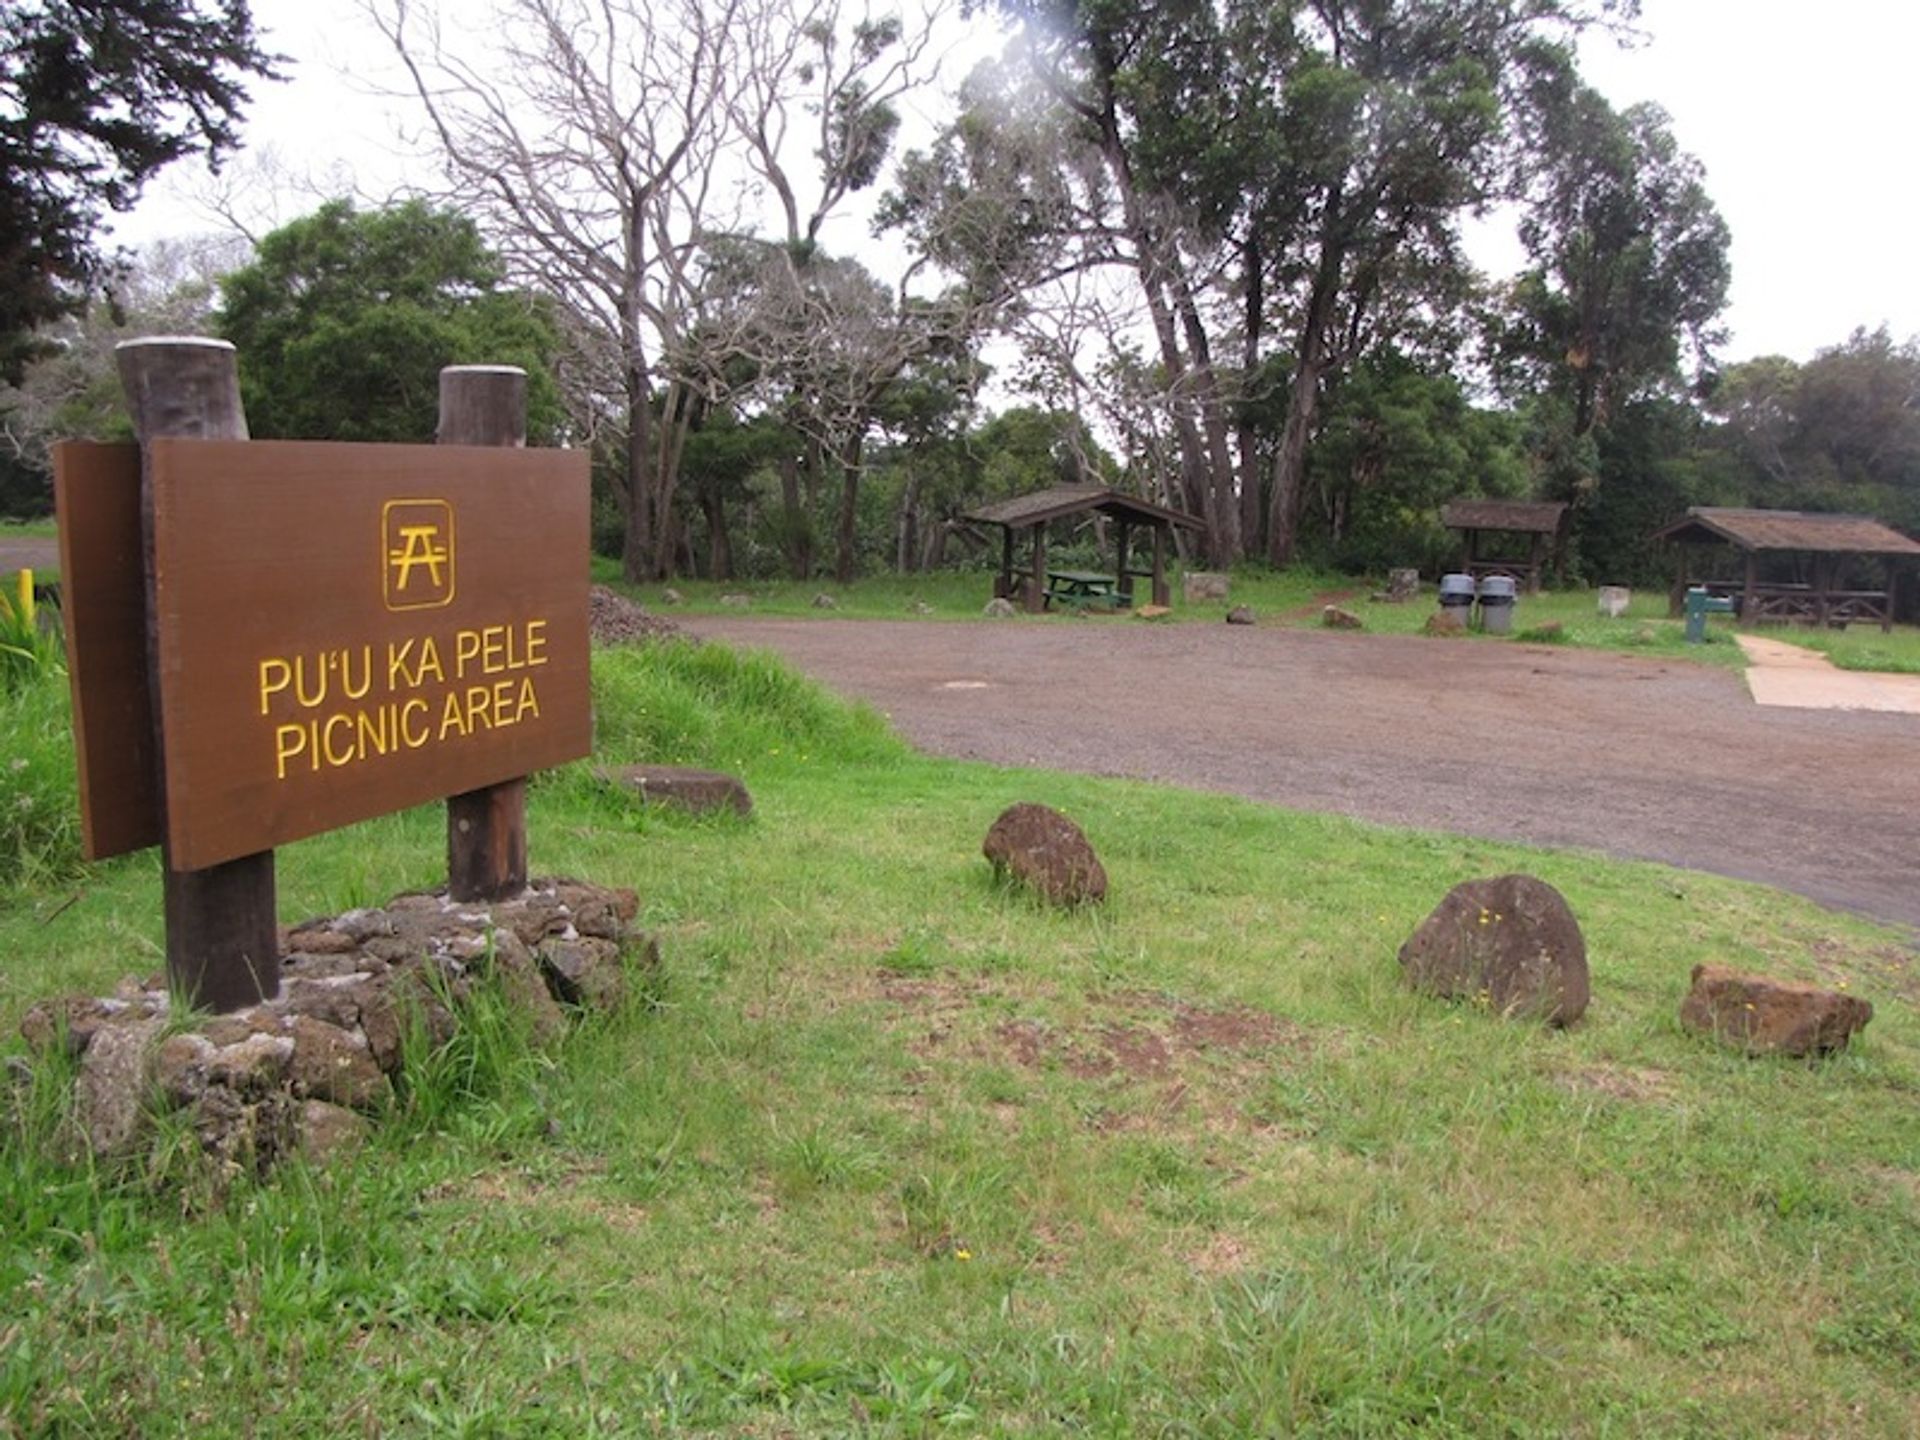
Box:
<box><xmin>439</xmin><ymin>366</ymin><xmax>532</xmax><ymax>902</ymax></box>
<box><xmin>1151</xmin><ymin>526</ymin><xmax>1168</xmax><ymax>607</ymax></box>
<box><xmin>1115</xmin><ymin>520</ymin><xmax>1133</xmax><ymax>602</ymax></box>
<box><xmin>1027</xmin><ymin>523</ymin><xmax>1048</xmax><ymax>613</ymax></box>
<box><xmin>115</xmin><ymin>337</ymin><xmax>278</xmax><ymax>1014</ymax></box>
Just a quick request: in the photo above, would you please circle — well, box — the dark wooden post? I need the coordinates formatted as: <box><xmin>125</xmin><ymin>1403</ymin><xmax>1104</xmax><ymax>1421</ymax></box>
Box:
<box><xmin>440</xmin><ymin>365</ymin><xmax>531</xmax><ymax>901</ymax></box>
<box><xmin>1115</xmin><ymin>520</ymin><xmax>1133</xmax><ymax>603</ymax></box>
<box><xmin>1026</xmin><ymin>523</ymin><xmax>1048</xmax><ymax>613</ymax></box>
<box><xmin>1669</xmin><ymin>547</ymin><xmax>1687</xmax><ymax>616</ymax></box>
<box><xmin>998</xmin><ymin>525</ymin><xmax>1014</xmax><ymax>600</ymax></box>
<box><xmin>1742</xmin><ymin>550</ymin><xmax>1758</xmax><ymax>624</ymax></box>
<box><xmin>1151</xmin><ymin>525</ymin><xmax>1168</xmax><ymax>607</ymax></box>
<box><xmin>116</xmin><ymin>337</ymin><xmax>279</xmax><ymax>1013</ymax></box>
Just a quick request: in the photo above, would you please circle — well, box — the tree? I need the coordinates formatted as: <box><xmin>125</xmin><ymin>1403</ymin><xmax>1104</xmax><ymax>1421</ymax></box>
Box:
<box><xmin>215</xmin><ymin>199</ymin><xmax>565</xmax><ymax>443</ymax></box>
<box><xmin>0</xmin><ymin>0</ymin><xmax>278</xmax><ymax>381</ymax></box>
<box><xmin>1499</xmin><ymin>64</ymin><xmax>1729</xmax><ymax>484</ymax></box>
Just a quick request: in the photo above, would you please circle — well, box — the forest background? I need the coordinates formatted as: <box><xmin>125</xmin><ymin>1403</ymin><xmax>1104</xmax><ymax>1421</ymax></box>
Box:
<box><xmin>4</xmin><ymin>0</ymin><xmax>1918</xmax><ymax>595</ymax></box>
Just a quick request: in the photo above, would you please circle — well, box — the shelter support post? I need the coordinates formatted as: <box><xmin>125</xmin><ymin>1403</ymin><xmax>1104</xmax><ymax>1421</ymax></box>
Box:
<box><xmin>1026</xmin><ymin>524</ymin><xmax>1047</xmax><ymax>614</ymax></box>
<box><xmin>1743</xmin><ymin>552</ymin><xmax>1758</xmax><ymax>625</ymax></box>
<box><xmin>440</xmin><ymin>365</ymin><xmax>532</xmax><ymax>902</ymax></box>
<box><xmin>1115</xmin><ymin>520</ymin><xmax>1133</xmax><ymax>602</ymax></box>
<box><xmin>1151</xmin><ymin>527</ymin><xmax>1168</xmax><ymax>608</ymax></box>
<box><xmin>999</xmin><ymin>527</ymin><xmax>1015</xmax><ymax>600</ymax></box>
<box><xmin>116</xmin><ymin>337</ymin><xmax>279</xmax><ymax>1014</ymax></box>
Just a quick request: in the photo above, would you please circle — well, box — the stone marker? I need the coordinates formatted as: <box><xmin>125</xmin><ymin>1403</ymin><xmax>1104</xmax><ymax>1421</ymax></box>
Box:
<box><xmin>1226</xmin><ymin>605</ymin><xmax>1255</xmax><ymax>625</ymax></box>
<box><xmin>1398</xmin><ymin>873</ymin><xmax>1590</xmax><ymax>1026</ymax></box>
<box><xmin>1183</xmin><ymin>571</ymin><xmax>1230</xmax><ymax>603</ymax></box>
<box><xmin>1322</xmin><ymin>605</ymin><xmax>1364</xmax><ymax>630</ymax></box>
<box><xmin>812</xmin><ymin>592</ymin><xmax>838</xmax><ymax>609</ymax></box>
<box><xmin>599</xmin><ymin>764</ymin><xmax>753</xmax><ymax>817</ymax></box>
<box><xmin>983</xmin><ymin>802</ymin><xmax>1108</xmax><ymax>906</ymax></box>
<box><xmin>1678</xmin><ymin>964</ymin><xmax>1873</xmax><ymax>1057</ymax></box>
<box><xmin>1598</xmin><ymin>585</ymin><xmax>1631</xmax><ymax>618</ymax></box>
<box><xmin>983</xmin><ymin>597</ymin><xmax>1017</xmax><ymax>618</ymax></box>
<box><xmin>1386</xmin><ymin>568</ymin><xmax>1420</xmax><ymax>603</ymax></box>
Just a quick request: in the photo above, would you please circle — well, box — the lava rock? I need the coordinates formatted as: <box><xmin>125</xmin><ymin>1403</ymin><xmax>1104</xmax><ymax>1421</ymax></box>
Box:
<box><xmin>983</xmin><ymin>803</ymin><xmax>1108</xmax><ymax>907</ymax></box>
<box><xmin>1678</xmin><ymin>965</ymin><xmax>1873</xmax><ymax>1057</ymax></box>
<box><xmin>1399</xmin><ymin>873</ymin><xmax>1590</xmax><ymax>1026</ymax></box>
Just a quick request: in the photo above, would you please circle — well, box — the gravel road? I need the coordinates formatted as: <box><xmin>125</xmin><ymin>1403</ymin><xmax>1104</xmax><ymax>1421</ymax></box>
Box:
<box><xmin>690</xmin><ymin>615</ymin><xmax>1920</xmax><ymax>933</ymax></box>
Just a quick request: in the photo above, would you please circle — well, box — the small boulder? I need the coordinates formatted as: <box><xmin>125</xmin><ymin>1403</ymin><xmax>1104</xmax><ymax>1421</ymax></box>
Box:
<box><xmin>1135</xmin><ymin>604</ymin><xmax>1172</xmax><ymax>620</ymax></box>
<box><xmin>1183</xmin><ymin>571</ymin><xmax>1231</xmax><ymax>603</ymax></box>
<box><xmin>73</xmin><ymin>1016</ymin><xmax>165</xmax><ymax>1158</ymax></box>
<box><xmin>599</xmin><ymin>764</ymin><xmax>753</xmax><ymax>817</ymax></box>
<box><xmin>294</xmin><ymin>1100</ymin><xmax>370</xmax><ymax>1163</ymax></box>
<box><xmin>205</xmin><ymin>1031</ymin><xmax>295</xmax><ymax>1098</ymax></box>
<box><xmin>1398</xmin><ymin>874</ymin><xmax>1590</xmax><ymax>1026</ymax></box>
<box><xmin>1678</xmin><ymin>965</ymin><xmax>1873</xmax><ymax>1057</ymax></box>
<box><xmin>912</xmin><ymin>601</ymin><xmax>934</xmax><ymax>615</ymax></box>
<box><xmin>1225</xmin><ymin>606</ymin><xmax>1255</xmax><ymax>626</ymax></box>
<box><xmin>538</xmin><ymin>937</ymin><xmax>628</xmax><ymax>1011</ymax></box>
<box><xmin>812</xmin><ymin>592</ymin><xmax>838</xmax><ymax>609</ymax></box>
<box><xmin>287</xmin><ymin>1016</ymin><xmax>390</xmax><ymax>1110</ymax></box>
<box><xmin>661</xmin><ymin>587</ymin><xmax>685</xmax><ymax>606</ymax></box>
<box><xmin>1321</xmin><ymin>606</ymin><xmax>1364</xmax><ymax>630</ymax></box>
<box><xmin>983</xmin><ymin>597</ymin><xmax>1018</xmax><ymax>619</ymax></box>
<box><xmin>1424</xmin><ymin>609</ymin><xmax>1467</xmax><ymax>636</ymax></box>
<box><xmin>719</xmin><ymin>592</ymin><xmax>752</xmax><ymax>607</ymax></box>
<box><xmin>983</xmin><ymin>803</ymin><xmax>1108</xmax><ymax>906</ymax></box>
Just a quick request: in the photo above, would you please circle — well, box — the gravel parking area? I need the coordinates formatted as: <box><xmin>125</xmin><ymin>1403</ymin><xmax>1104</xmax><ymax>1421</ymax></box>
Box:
<box><xmin>692</xmin><ymin>615</ymin><xmax>1920</xmax><ymax>933</ymax></box>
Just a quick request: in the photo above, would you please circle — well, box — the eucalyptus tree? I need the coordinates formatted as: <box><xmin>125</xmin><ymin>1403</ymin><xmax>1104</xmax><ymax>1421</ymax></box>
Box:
<box><xmin>1497</xmin><ymin>57</ymin><xmax>1729</xmax><ymax>501</ymax></box>
<box><xmin>896</xmin><ymin>0</ymin><xmax>1636</xmax><ymax>566</ymax></box>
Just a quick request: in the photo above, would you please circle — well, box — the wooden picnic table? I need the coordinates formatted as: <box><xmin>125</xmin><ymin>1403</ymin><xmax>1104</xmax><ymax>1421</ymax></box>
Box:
<box><xmin>1044</xmin><ymin>568</ymin><xmax>1127</xmax><ymax>609</ymax></box>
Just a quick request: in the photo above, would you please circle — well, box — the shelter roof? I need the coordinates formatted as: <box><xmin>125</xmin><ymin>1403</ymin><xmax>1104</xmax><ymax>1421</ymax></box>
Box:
<box><xmin>964</xmin><ymin>484</ymin><xmax>1203</xmax><ymax>531</ymax></box>
<box><xmin>1440</xmin><ymin>499</ymin><xmax>1569</xmax><ymax>534</ymax></box>
<box><xmin>1651</xmin><ymin>507</ymin><xmax>1920</xmax><ymax>556</ymax></box>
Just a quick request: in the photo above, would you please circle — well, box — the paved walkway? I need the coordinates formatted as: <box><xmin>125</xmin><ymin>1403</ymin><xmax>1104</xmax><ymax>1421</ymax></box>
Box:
<box><xmin>1739</xmin><ymin>634</ymin><xmax>1920</xmax><ymax>714</ymax></box>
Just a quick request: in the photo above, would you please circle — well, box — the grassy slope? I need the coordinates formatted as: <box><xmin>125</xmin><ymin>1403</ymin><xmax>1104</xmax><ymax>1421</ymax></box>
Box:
<box><xmin>1</xmin><ymin>641</ymin><xmax>1918</xmax><ymax>1436</ymax></box>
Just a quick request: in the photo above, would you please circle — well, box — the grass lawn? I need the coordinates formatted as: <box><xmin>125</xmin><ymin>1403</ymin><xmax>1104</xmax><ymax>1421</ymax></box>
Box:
<box><xmin>2</xmin><ymin>639</ymin><xmax>1917</xmax><ymax>1435</ymax></box>
<box><xmin>0</xmin><ymin>518</ymin><xmax>58</xmax><ymax>540</ymax></box>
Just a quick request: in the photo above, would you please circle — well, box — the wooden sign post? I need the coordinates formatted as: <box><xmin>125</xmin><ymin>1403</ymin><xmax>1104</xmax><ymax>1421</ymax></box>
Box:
<box><xmin>439</xmin><ymin>366</ymin><xmax>532</xmax><ymax>902</ymax></box>
<box><xmin>55</xmin><ymin>340</ymin><xmax>592</xmax><ymax>1014</ymax></box>
<box><xmin>116</xmin><ymin>337</ymin><xmax>280</xmax><ymax>1012</ymax></box>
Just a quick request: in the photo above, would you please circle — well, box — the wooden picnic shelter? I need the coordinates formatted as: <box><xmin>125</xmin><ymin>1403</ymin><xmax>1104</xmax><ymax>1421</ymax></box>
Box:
<box><xmin>964</xmin><ymin>484</ymin><xmax>1203</xmax><ymax>614</ymax></box>
<box><xmin>1652</xmin><ymin>507</ymin><xmax>1920</xmax><ymax>632</ymax></box>
<box><xmin>1439</xmin><ymin>499</ymin><xmax>1568</xmax><ymax>594</ymax></box>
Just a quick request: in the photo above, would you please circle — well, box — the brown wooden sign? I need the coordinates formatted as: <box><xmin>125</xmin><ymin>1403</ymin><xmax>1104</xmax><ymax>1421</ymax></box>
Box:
<box><xmin>53</xmin><ymin>442</ymin><xmax>162</xmax><ymax>860</ymax></box>
<box><xmin>130</xmin><ymin>438</ymin><xmax>591</xmax><ymax>871</ymax></box>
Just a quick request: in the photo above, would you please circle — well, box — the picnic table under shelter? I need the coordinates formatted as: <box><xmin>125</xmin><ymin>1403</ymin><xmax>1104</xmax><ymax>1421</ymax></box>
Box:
<box><xmin>1651</xmin><ymin>507</ymin><xmax>1920</xmax><ymax>632</ymax></box>
<box><xmin>964</xmin><ymin>484</ymin><xmax>1203</xmax><ymax>613</ymax></box>
<box><xmin>1439</xmin><ymin>499</ymin><xmax>1569</xmax><ymax>594</ymax></box>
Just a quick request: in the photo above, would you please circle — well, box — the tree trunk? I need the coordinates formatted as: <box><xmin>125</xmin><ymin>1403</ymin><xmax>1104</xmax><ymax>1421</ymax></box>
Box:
<box><xmin>833</xmin><ymin>435</ymin><xmax>864</xmax><ymax>585</ymax></box>
<box><xmin>779</xmin><ymin>451</ymin><xmax>812</xmax><ymax>580</ymax></box>
<box><xmin>1266</xmin><ymin>232</ymin><xmax>1344</xmax><ymax>568</ymax></box>
<box><xmin>895</xmin><ymin>467</ymin><xmax>923</xmax><ymax>573</ymax></box>
<box><xmin>621</xmin><ymin>361</ymin><xmax>653</xmax><ymax>584</ymax></box>
<box><xmin>1237</xmin><ymin>236</ymin><xmax>1267</xmax><ymax>556</ymax></box>
<box><xmin>701</xmin><ymin>485</ymin><xmax>733</xmax><ymax>579</ymax></box>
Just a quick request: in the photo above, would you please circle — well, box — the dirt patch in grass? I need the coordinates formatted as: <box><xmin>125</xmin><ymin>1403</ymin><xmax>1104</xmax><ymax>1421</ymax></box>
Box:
<box><xmin>995</xmin><ymin>995</ymin><xmax>1308</xmax><ymax>1081</ymax></box>
<box><xmin>1554</xmin><ymin>1064</ymin><xmax>1680</xmax><ymax>1104</ymax></box>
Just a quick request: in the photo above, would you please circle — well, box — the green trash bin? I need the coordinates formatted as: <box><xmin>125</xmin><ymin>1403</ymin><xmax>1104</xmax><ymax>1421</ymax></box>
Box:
<box><xmin>1684</xmin><ymin>587</ymin><xmax>1734</xmax><ymax>644</ymax></box>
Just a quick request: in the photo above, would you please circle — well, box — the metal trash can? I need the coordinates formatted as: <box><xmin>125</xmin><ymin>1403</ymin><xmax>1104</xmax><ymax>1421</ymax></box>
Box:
<box><xmin>1438</xmin><ymin>573</ymin><xmax>1476</xmax><ymax>620</ymax></box>
<box><xmin>1684</xmin><ymin>586</ymin><xmax>1734</xmax><ymax>644</ymax></box>
<box><xmin>1477</xmin><ymin>575</ymin><xmax>1518</xmax><ymax>634</ymax></box>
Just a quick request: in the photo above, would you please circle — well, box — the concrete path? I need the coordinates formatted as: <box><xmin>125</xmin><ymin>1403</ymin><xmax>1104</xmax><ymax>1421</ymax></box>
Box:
<box><xmin>1738</xmin><ymin>634</ymin><xmax>1920</xmax><ymax>714</ymax></box>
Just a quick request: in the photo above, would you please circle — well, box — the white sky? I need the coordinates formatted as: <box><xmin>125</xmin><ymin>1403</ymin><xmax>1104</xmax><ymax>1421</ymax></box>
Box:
<box><xmin>110</xmin><ymin>0</ymin><xmax>1920</xmax><ymax>366</ymax></box>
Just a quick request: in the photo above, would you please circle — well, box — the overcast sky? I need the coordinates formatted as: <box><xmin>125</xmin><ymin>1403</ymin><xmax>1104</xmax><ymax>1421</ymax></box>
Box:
<box><xmin>112</xmin><ymin>0</ymin><xmax>1920</xmax><ymax>365</ymax></box>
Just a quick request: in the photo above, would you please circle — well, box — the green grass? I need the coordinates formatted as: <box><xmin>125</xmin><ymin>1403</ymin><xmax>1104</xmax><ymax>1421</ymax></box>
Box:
<box><xmin>3</xmin><ymin>641</ymin><xmax>1918</xmax><ymax>1434</ymax></box>
<box><xmin>0</xmin><ymin>517</ymin><xmax>58</xmax><ymax>540</ymax></box>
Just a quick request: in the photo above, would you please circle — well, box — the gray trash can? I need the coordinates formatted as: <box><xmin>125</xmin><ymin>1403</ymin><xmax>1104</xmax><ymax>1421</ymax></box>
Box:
<box><xmin>1438</xmin><ymin>573</ymin><xmax>1476</xmax><ymax>620</ymax></box>
<box><xmin>1478</xmin><ymin>575</ymin><xmax>1518</xmax><ymax>634</ymax></box>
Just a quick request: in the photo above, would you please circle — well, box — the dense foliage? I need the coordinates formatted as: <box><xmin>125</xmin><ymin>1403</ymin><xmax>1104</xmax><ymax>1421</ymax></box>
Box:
<box><xmin>0</xmin><ymin>0</ymin><xmax>276</xmax><ymax>382</ymax></box>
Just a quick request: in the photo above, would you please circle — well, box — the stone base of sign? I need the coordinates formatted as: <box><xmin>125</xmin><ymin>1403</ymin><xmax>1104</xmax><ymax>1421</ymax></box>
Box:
<box><xmin>17</xmin><ymin>879</ymin><xmax>658</xmax><ymax>1185</ymax></box>
<box><xmin>599</xmin><ymin>765</ymin><xmax>754</xmax><ymax>817</ymax></box>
